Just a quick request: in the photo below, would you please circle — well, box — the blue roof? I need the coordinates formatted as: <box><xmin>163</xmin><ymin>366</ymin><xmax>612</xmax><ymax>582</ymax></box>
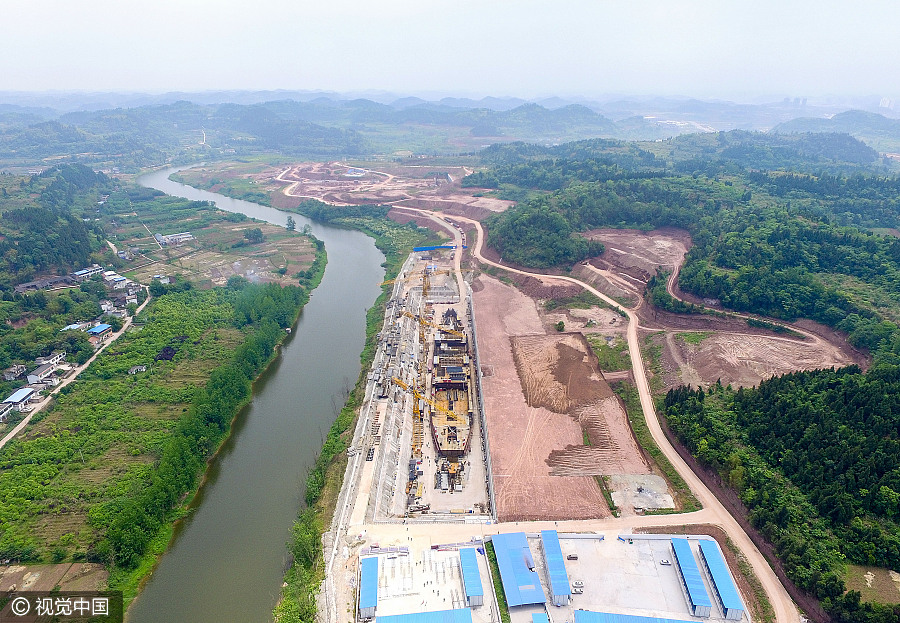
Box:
<box><xmin>413</xmin><ymin>245</ymin><xmax>456</xmax><ymax>252</ymax></box>
<box><xmin>4</xmin><ymin>388</ymin><xmax>34</xmax><ymax>404</ymax></box>
<box><xmin>360</xmin><ymin>556</ymin><xmax>378</xmax><ymax>610</ymax></box>
<box><xmin>699</xmin><ymin>540</ymin><xmax>744</xmax><ymax>612</ymax></box>
<box><xmin>671</xmin><ymin>539</ymin><xmax>711</xmax><ymax>609</ymax></box>
<box><xmin>532</xmin><ymin>614</ymin><xmax>550</xmax><ymax>623</ymax></box>
<box><xmin>490</xmin><ymin>532</ymin><xmax>545</xmax><ymax>607</ymax></box>
<box><xmin>87</xmin><ymin>324</ymin><xmax>112</xmax><ymax>334</ymax></box>
<box><xmin>459</xmin><ymin>548</ymin><xmax>484</xmax><ymax>598</ymax></box>
<box><xmin>540</xmin><ymin>530</ymin><xmax>570</xmax><ymax>598</ymax></box>
<box><xmin>574</xmin><ymin>610</ymin><xmax>697</xmax><ymax>623</ymax></box>
<box><xmin>378</xmin><ymin>609</ymin><xmax>473</xmax><ymax>623</ymax></box>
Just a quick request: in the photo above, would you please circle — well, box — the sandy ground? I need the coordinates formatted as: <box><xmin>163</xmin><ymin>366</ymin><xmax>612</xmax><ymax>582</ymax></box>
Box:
<box><xmin>653</xmin><ymin>329</ymin><xmax>859</xmax><ymax>390</ymax></box>
<box><xmin>473</xmin><ymin>275</ymin><xmax>609</xmax><ymax>521</ymax></box>
<box><xmin>272</xmin><ymin>162</ymin><xmax>513</xmax><ymax>213</ymax></box>
<box><xmin>583</xmin><ymin>228</ymin><xmax>691</xmax><ymax>283</ymax></box>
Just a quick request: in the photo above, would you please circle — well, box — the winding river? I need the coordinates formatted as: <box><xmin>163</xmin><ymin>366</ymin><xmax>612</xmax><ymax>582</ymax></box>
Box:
<box><xmin>126</xmin><ymin>168</ymin><xmax>385</xmax><ymax>623</ymax></box>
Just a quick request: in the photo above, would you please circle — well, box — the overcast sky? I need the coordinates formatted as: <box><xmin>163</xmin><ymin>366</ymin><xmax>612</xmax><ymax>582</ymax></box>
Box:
<box><xmin>3</xmin><ymin>0</ymin><xmax>898</xmax><ymax>100</ymax></box>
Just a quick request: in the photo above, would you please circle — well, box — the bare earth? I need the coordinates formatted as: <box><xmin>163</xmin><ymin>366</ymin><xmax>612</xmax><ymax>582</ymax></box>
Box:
<box><xmin>473</xmin><ymin>275</ymin><xmax>611</xmax><ymax>521</ymax></box>
<box><xmin>656</xmin><ymin>331</ymin><xmax>858</xmax><ymax>390</ymax></box>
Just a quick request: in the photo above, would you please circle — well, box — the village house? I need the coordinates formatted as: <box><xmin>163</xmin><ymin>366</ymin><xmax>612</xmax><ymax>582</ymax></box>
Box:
<box><xmin>3</xmin><ymin>365</ymin><xmax>26</xmax><ymax>382</ymax></box>
<box><xmin>27</xmin><ymin>363</ymin><xmax>59</xmax><ymax>385</ymax></box>
<box><xmin>3</xmin><ymin>387</ymin><xmax>38</xmax><ymax>413</ymax></box>
<box><xmin>72</xmin><ymin>264</ymin><xmax>103</xmax><ymax>282</ymax></box>
<box><xmin>87</xmin><ymin>323</ymin><xmax>113</xmax><ymax>346</ymax></box>
<box><xmin>35</xmin><ymin>351</ymin><xmax>66</xmax><ymax>367</ymax></box>
<box><xmin>129</xmin><ymin>365</ymin><xmax>147</xmax><ymax>375</ymax></box>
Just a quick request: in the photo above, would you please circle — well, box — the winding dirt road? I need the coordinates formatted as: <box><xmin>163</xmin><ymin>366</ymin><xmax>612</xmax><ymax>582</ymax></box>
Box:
<box><xmin>277</xmin><ymin>174</ymin><xmax>801</xmax><ymax>622</ymax></box>
<box><xmin>389</xmin><ymin>206</ymin><xmax>800</xmax><ymax>623</ymax></box>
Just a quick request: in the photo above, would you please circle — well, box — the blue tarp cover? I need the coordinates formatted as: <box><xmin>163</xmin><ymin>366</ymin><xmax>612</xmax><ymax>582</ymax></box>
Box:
<box><xmin>671</xmin><ymin>539</ymin><xmax>712</xmax><ymax>609</ymax></box>
<box><xmin>699</xmin><ymin>540</ymin><xmax>744</xmax><ymax>613</ymax></box>
<box><xmin>490</xmin><ymin>532</ymin><xmax>546</xmax><ymax>606</ymax></box>
<box><xmin>459</xmin><ymin>548</ymin><xmax>484</xmax><ymax>598</ymax></box>
<box><xmin>540</xmin><ymin>530</ymin><xmax>571</xmax><ymax>598</ymax></box>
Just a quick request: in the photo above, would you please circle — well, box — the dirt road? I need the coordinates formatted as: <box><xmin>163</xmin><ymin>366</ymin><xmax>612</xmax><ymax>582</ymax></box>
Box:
<box><xmin>0</xmin><ymin>291</ymin><xmax>152</xmax><ymax>452</ymax></box>
<box><xmin>390</xmin><ymin>207</ymin><xmax>800</xmax><ymax>623</ymax></box>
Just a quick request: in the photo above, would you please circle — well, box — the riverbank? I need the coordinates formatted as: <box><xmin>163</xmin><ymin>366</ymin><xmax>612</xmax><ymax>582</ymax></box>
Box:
<box><xmin>112</xmin><ymin>242</ymin><xmax>328</xmax><ymax>606</ymax></box>
<box><xmin>273</xmin><ymin>209</ymin><xmax>440</xmax><ymax>622</ymax></box>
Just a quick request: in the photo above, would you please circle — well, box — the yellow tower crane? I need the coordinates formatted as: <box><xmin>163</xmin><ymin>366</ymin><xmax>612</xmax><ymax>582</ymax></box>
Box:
<box><xmin>391</xmin><ymin>377</ymin><xmax>460</xmax><ymax>422</ymax></box>
<box><xmin>401</xmin><ymin>310</ymin><xmax>465</xmax><ymax>340</ymax></box>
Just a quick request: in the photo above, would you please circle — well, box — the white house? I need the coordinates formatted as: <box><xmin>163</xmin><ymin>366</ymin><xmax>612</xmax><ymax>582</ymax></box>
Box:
<box><xmin>3</xmin><ymin>387</ymin><xmax>36</xmax><ymax>412</ymax></box>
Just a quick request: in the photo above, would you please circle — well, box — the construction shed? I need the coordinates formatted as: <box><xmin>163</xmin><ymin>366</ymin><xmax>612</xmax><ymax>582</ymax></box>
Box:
<box><xmin>698</xmin><ymin>540</ymin><xmax>745</xmax><ymax>620</ymax></box>
<box><xmin>574</xmin><ymin>610</ymin><xmax>698</xmax><ymax>623</ymax></box>
<box><xmin>377</xmin><ymin>609</ymin><xmax>473</xmax><ymax>623</ymax></box>
<box><xmin>540</xmin><ymin>530</ymin><xmax>571</xmax><ymax>606</ymax></box>
<box><xmin>671</xmin><ymin>538</ymin><xmax>712</xmax><ymax>618</ymax></box>
<box><xmin>359</xmin><ymin>556</ymin><xmax>378</xmax><ymax>619</ymax></box>
<box><xmin>532</xmin><ymin>614</ymin><xmax>550</xmax><ymax>623</ymax></box>
<box><xmin>459</xmin><ymin>548</ymin><xmax>484</xmax><ymax>607</ymax></box>
<box><xmin>490</xmin><ymin>532</ymin><xmax>546</xmax><ymax>607</ymax></box>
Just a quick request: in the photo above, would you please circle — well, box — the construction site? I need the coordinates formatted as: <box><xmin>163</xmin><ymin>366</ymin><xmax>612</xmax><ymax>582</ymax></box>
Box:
<box><xmin>346</xmin><ymin>245</ymin><xmax>492</xmax><ymax>523</ymax></box>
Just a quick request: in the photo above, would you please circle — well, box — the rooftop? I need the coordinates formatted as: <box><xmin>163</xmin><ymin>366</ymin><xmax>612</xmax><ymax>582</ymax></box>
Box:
<box><xmin>4</xmin><ymin>387</ymin><xmax>35</xmax><ymax>404</ymax></box>
<box><xmin>698</xmin><ymin>540</ymin><xmax>744</xmax><ymax>612</ymax></box>
<box><xmin>87</xmin><ymin>324</ymin><xmax>112</xmax><ymax>335</ymax></box>
<box><xmin>360</xmin><ymin>556</ymin><xmax>378</xmax><ymax>610</ymax></box>
<box><xmin>490</xmin><ymin>532</ymin><xmax>545</xmax><ymax>607</ymax></box>
<box><xmin>540</xmin><ymin>530</ymin><xmax>571</xmax><ymax>598</ymax></box>
<box><xmin>671</xmin><ymin>538</ymin><xmax>711</xmax><ymax>610</ymax></box>
<box><xmin>573</xmin><ymin>610</ymin><xmax>697</xmax><ymax>623</ymax></box>
<box><xmin>459</xmin><ymin>548</ymin><xmax>484</xmax><ymax>599</ymax></box>
<box><xmin>377</xmin><ymin>609</ymin><xmax>473</xmax><ymax>623</ymax></box>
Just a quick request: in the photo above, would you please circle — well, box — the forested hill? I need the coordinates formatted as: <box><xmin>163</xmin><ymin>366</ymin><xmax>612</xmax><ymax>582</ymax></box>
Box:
<box><xmin>0</xmin><ymin>99</ymin><xmax>686</xmax><ymax>171</ymax></box>
<box><xmin>773</xmin><ymin>110</ymin><xmax>900</xmax><ymax>153</ymax></box>
<box><xmin>0</xmin><ymin>164</ymin><xmax>108</xmax><ymax>288</ymax></box>
<box><xmin>664</xmin><ymin>368</ymin><xmax>900</xmax><ymax>623</ymax></box>
<box><xmin>475</xmin><ymin>133</ymin><xmax>900</xmax><ymax>357</ymax></box>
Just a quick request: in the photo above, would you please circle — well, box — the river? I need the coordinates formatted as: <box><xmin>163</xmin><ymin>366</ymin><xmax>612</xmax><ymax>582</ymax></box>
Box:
<box><xmin>126</xmin><ymin>168</ymin><xmax>385</xmax><ymax>623</ymax></box>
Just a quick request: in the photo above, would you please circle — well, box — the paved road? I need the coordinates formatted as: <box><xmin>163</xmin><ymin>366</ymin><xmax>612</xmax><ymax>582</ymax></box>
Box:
<box><xmin>0</xmin><ymin>291</ymin><xmax>151</xmax><ymax>452</ymax></box>
<box><xmin>390</xmin><ymin>207</ymin><xmax>800</xmax><ymax>623</ymax></box>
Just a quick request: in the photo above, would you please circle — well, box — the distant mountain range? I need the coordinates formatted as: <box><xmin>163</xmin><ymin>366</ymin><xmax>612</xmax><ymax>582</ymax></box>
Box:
<box><xmin>773</xmin><ymin>110</ymin><xmax>900</xmax><ymax>153</ymax></box>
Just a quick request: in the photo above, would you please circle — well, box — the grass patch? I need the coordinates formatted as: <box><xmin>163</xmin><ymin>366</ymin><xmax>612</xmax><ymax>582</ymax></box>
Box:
<box><xmin>544</xmin><ymin>290</ymin><xmax>606</xmax><ymax>311</ymax></box>
<box><xmin>642</xmin><ymin>333</ymin><xmax>665</xmax><ymax>392</ymax></box>
<box><xmin>677</xmin><ymin>331</ymin><xmax>712</xmax><ymax>345</ymax></box>
<box><xmin>613</xmin><ymin>381</ymin><xmax>700</xmax><ymax>513</ymax></box>
<box><xmin>485</xmin><ymin>541</ymin><xmax>511</xmax><ymax>623</ymax></box>
<box><xmin>844</xmin><ymin>564</ymin><xmax>900</xmax><ymax>605</ymax></box>
<box><xmin>595</xmin><ymin>475</ymin><xmax>619</xmax><ymax>517</ymax></box>
<box><xmin>587</xmin><ymin>335</ymin><xmax>631</xmax><ymax>372</ymax></box>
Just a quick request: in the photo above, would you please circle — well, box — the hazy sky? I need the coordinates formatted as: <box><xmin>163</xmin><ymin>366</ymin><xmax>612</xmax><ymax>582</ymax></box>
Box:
<box><xmin>3</xmin><ymin>0</ymin><xmax>898</xmax><ymax>99</ymax></box>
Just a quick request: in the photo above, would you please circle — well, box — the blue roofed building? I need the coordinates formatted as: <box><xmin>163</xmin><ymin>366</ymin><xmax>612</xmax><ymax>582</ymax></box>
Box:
<box><xmin>698</xmin><ymin>540</ymin><xmax>745</xmax><ymax>620</ymax></box>
<box><xmin>532</xmin><ymin>614</ymin><xmax>550</xmax><ymax>623</ymax></box>
<box><xmin>670</xmin><ymin>539</ymin><xmax>712</xmax><ymax>617</ymax></box>
<box><xmin>459</xmin><ymin>548</ymin><xmax>484</xmax><ymax>607</ymax></box>
<box><xmin>359</xmin><ymin>556</ymin><xmax>378</xmax><ymax>619</ymax></box>
<box><xmin>490</xmin><ymin>533</ymin><xmax>545</xmax><ymax>607</ymax></box>
<box><xmin>540</xmin><ymin>530</ymin><xmax>571</xmax><ymax>606</ymax></box>
<box><xmin>377</xmin><ymin>609</ymin><xmax>473</xmax><ymax>623</ymax></box>
<box><xmin>574</xmin><ymin>609</ymin><xmax>699</xmax><ymax>623</ymax></box>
